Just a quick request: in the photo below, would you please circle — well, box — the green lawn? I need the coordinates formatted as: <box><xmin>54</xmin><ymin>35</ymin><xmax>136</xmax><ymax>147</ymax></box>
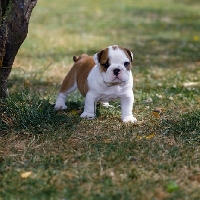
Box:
<box><xmin>0</xmin><ymin>0</ymin><xmax>200</xmax><ymax>199</ymax></box>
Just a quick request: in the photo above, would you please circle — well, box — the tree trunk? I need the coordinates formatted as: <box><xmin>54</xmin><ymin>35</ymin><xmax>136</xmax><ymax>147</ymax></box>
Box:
<box><xmin>0</xmin><ymin>0</ymin><xmax>37</xmax><ymax>100</ymax></box>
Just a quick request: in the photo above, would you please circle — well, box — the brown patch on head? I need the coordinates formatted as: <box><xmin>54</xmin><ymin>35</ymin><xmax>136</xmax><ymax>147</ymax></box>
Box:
<box><xmin>118</xmin><ymin>46</ymin><xmax>133</xmax><ymax>71</ymax></box>
<box><xmin>96</xmin><ymin>48</ymin><xmax>110</xmax><ymax>72</ymax></box>
<box><xmin>112</xmin><ymin>45</ymin><xmax>118</xmax><ymax>50</ymax></box>
<box><xmin>119</xmin><ymin>46</ymin><xmax>133</xmax><ymax>62</ymax></box>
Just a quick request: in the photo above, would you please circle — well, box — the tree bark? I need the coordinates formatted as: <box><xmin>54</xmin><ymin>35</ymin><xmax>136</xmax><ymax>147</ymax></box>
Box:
<box><xmin>0</xmin><ymin>0</ymin><xmax>37</xmax><ymax>100</ymax></box>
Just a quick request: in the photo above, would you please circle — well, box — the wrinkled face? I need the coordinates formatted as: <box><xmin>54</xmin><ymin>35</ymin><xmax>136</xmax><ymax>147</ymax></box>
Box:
<box><xmin>94</xmin><ymin>45</ymin><xmax>133</xmax><ymax>85</ymax></box>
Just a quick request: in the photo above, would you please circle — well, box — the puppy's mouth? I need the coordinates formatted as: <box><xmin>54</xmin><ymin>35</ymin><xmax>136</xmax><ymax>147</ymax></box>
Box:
<box><xmin>112</xmin><ymin>76</ymin><xmax>123</xmax><ymax>83</ymax></box>
<box><xmin>104</xmin><ymin>77</ymin><xmax>126</xmax><ymax>87</ymax></box>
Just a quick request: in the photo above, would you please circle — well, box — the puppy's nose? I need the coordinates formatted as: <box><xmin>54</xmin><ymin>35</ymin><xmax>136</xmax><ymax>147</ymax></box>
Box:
<box><xmin>113</xmin><ymin>68</ymin><xmax>120</xmax><ymax>76</ymax></box>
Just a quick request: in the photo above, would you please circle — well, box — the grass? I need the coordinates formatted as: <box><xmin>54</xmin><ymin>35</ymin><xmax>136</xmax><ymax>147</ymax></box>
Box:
<box><xmin>0</xmin><ymin>0</ymin><xmax>200</xmax><ymax>199</ymax></box>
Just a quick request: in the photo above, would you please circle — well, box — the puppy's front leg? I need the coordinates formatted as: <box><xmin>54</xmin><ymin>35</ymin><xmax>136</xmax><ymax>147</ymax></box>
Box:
<box><xmin>80</xmin><ymin>92</ymin><xmax>97</xmax><ymax>119</ymax></box>
<box><xmin>120</xmin><ymin>94</ymin><xmax>137</xmax><ymax>123</ymax></box>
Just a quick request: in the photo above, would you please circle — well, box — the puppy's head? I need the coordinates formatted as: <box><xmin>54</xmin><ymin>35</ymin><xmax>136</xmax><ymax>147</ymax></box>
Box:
<box><xmin>94</xmin><ymin>45</ymin><xmax>133</xmax><ymax>84</ymax></box>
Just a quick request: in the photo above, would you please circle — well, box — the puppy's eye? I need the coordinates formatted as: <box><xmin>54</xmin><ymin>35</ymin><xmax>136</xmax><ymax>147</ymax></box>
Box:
<box><xmin>102</xmin><ymin>62</ymin><xmax>110</xmax><ymax>69</ymax></box>
<box><xmin>124</xmin><ymin>62</ymin><xmax>130</xmax><ymax>68</ymax></box>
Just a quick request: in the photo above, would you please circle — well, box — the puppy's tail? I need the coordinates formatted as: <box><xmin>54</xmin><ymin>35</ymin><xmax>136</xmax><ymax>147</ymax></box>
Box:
<box><xmin>73</xmin><ymin>54</ymin><xmax>88</xmax><ymax>62</ymax></box>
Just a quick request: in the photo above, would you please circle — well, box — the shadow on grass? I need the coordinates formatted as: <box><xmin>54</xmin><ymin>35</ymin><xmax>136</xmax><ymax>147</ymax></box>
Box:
<box><xmin>161</xmin><ymin>109</ymin><xmax>200</xmax><ymax>143</ymax></box>
<box><xmin>129</xmin><ymin>38</ymin><xmax>200</xmax><ymax>66</ymax></box>
<box><xmin>117</xmin><ymin>6</ymin><xmax>200</xmax><ymax>64</ymax></box>
<box><xmin>0</xmin><ymin>92</ymin><xmax>83</xmax><ymax>136</ymax></box>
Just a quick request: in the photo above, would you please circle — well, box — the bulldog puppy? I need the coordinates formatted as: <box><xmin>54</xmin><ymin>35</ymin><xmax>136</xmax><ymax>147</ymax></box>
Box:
<box><xmin>55</xmin><ymin>45</ymin><xmax>137</xmax><ymax>123</ymax></box>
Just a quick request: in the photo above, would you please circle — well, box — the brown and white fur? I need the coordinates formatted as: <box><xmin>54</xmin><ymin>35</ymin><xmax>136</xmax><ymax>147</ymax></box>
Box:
<box><xmin>55</xmin><ymin>45</ymin><xmax>137</xmax><ymax>123</ymax></box>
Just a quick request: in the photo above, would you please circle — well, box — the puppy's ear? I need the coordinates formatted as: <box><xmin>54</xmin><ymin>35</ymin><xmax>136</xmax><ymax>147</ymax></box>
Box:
<box><xmin>124</xmin><ymin>48</ymin><xmax>133</xmax><ymax>62</ymax></box>
<box><xmin>94</xmin><ymin>50</ymin><xmax>104</xmax><ymax>64</ymax></box>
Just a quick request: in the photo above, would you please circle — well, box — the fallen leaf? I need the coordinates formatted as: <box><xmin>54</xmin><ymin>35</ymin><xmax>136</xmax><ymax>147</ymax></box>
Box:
<box><xmin>137</xmin><ymin>133</ymin><xmax>155</xmax><ymax>140</ymax></box>
<box><xmin>21</xmin><ymin>171</ymin><xmax>32</xmax><ymax>178</ymax></box>
<box><xmin>189</xmin><ymin>175</ymin><xmax>200</xmax><ymax>182</ymax></box>
<box><xmin>68</xmin><ymin>110</ymin><xmax>78</xmax><ymax>117</ymax></box>
<box><xmin>182</xmin><ymin>82</ymin><xmax>200</xmax><ymax>87</ymax></box>
<box><xmin>103</xmin><ymin>139</ymin><xmax>112</xmax><ymax>143</ymax></box>
<box><xmin>151</xmin><ymin>108</ymin><xmax>164</xmax><ymax>118</ymax></box>
<box><xmin>151</xmin><ymin>111</ymin><xmax>161</xmax><ymax>118</ymax></box>
<box><xmin>145</xmin><ymin>133</ymin><xmax>155</xmax><ymax>139</ymax></box>
<box><xmin>24</xmin><ymin>80</ymin><xmax>32</xmax><ymax>87</ymax></box>
<box><xmin>136</xmin><ymin>135</ymin><xmax>144</xmax><ymax>140</ymax></box>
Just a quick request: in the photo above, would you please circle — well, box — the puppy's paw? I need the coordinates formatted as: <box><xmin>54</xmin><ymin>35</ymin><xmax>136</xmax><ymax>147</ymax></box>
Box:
<box><xmin>55</xmin><ymin>104</ymin><xmax>67</xmax><ymax>110</ymax></box>
<box><xmin>122</xmin><ymin>115</ymin><xmax>137</xmax><ymax>123</ymax></box>
<box><xmin>80</xmin><ymin>112</ymin><xmax>95</xmax><ymax>120</ymax></box>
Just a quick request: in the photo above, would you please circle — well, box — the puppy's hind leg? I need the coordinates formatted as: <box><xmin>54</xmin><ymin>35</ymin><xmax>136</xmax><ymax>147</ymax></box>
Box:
<box><xmin>55</xmin><ymin>69</ymin><xmax>77</xmax><ymax>110</ymax></box>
